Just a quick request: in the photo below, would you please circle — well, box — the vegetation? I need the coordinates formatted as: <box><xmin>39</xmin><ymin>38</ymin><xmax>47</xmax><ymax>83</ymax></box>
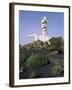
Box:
<box><xmin>51</xmin><ymin>61</ymin><xmax>64</xmax><ymax>76</ymax></box>
<box><xmin>19</xmin><ymin>36</ymin><xmax>64</xmax><ymax>78</ymax></box>
<box><xmin>25</xmin><ymin>54</ymin><xmax>50</xmax><ymax>69</ymax></box>
<box><xmin>22</xmin><ymin>54</ymin><xmax>50</xmax><ymax>78</ymax></box>
<box><xmin>49</xmin><ymin>37</ymin><xmax>64</xmax><ymax>53</ymax></box>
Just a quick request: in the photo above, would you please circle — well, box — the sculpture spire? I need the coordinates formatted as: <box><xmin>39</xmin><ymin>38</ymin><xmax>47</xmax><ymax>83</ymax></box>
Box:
<box><xmin>28</xmin><ymin>16</ymin><xmax>50</xmax><ymax>44</ymax></box>
<box><xmin>41</xmin><ymin>16</ymin><xmax>48</xmax><ymax>36</ymax></box>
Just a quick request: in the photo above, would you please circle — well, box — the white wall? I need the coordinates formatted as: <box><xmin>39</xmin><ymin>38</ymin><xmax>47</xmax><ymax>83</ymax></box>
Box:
<box><xmin>0</xmin><ymin>0</ymin><xmax>72</xmax><ymax>90</ymax></box>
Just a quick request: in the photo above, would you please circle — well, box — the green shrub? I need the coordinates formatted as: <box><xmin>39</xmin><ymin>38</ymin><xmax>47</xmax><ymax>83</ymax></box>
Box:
<box><xmin>25</xmin><ymin>53</ymin><xmax>50</xmax><ymax>78</ymax></box>
<box><xmin>19</xmin><ymin>54</ymin><xmax>29</xmax><ymax>66</ymax></box>
<box><xmin>51</xmin><ymin>62</ymin><xmax>64</xmax><ymax>75</ymax></box>
<box><xmin>25</xmin><ymin>54</ymin><xmax>50</xmax><ymax>70</ymax></box>
<box><xmin>49</xmin><ymin>37</ymin><xmax>64</xmax><ymax>53</ymax></box>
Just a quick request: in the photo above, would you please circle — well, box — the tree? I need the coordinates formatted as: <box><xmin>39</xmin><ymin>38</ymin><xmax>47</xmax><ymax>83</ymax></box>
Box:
<box><xmin>49</xmin><ymin>37</ymin><xmax>64</xmax><ymax>53</ymax></box>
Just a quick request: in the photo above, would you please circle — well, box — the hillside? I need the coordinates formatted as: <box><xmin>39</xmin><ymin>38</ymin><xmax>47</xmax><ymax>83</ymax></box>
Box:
<box><xmin>19</xmin><ymin>37</ymin><xmax>64</xmax><ymax>79</ymax></box>
<box><xmin>23</xmin><ymin>40</ymin><xmax>50</xmax><ymax>49</ymax></box>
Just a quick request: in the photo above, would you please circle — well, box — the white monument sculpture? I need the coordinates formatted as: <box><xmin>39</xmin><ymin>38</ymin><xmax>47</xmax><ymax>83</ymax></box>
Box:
<box><xmin>28</xmin><ymin>16</ymin><xmax>50</xmax><ymax>44</ymax></box>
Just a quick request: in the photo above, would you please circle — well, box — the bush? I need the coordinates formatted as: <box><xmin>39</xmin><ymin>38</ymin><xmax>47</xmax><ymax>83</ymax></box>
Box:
<box><xmin>51</xmin><ymin>62</ymin><xmax>64</xmax><ymax>76</ymax></box>
<box><xmin>25</xmin><ymin>53</ymin><xmax>50</xmax><ymax>78</ymax></box>
<box><xmin>25</xmin><ymin>54</ymin><xmax>50</xmax><ymax>70</ymax></box>
<box><xmin>49</xmin><ymin>37</ymin><xmax>64</xmax><ymax>53</ymax></box>
<box><xmin>19</xmin><ymin>54</ymin><xmax>29</xmax><ymax>66</ymax></box>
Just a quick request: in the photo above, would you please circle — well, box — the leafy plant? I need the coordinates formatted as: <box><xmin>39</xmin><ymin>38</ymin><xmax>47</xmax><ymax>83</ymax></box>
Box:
<box><xmin>51</xmin><ymin>61</ymin><xmax>64</xmax><ymax>76</ymax></box>
<box><xmin>25</xmin><ymin>53</ymin><xmax>50</xmax><ymax>78</ymax></box>
<box><xmin>49</xmin><ymin>37</ymin><xmax>64</xmax><ymax>53</ymax></box>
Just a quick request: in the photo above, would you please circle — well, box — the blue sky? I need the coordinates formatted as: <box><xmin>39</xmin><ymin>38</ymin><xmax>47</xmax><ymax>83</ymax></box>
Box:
<box><xmin>19</xmin><ymin>10</ymin><xmax>64</xmax><ymax>45</ymax></box>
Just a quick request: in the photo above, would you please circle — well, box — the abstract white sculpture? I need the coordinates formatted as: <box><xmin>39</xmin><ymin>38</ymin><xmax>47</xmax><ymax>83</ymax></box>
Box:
<box><xmin>28</xmin><ymin>16</ymin><xmax>50</xmax><ymax>44</ymax></box>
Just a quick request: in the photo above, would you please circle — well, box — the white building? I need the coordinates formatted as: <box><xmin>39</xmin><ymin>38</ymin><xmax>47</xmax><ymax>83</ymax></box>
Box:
<box><xmin>28</xmin><ymin>16</ymin><xmax>50</xmax><ymax>44</ymax></box>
